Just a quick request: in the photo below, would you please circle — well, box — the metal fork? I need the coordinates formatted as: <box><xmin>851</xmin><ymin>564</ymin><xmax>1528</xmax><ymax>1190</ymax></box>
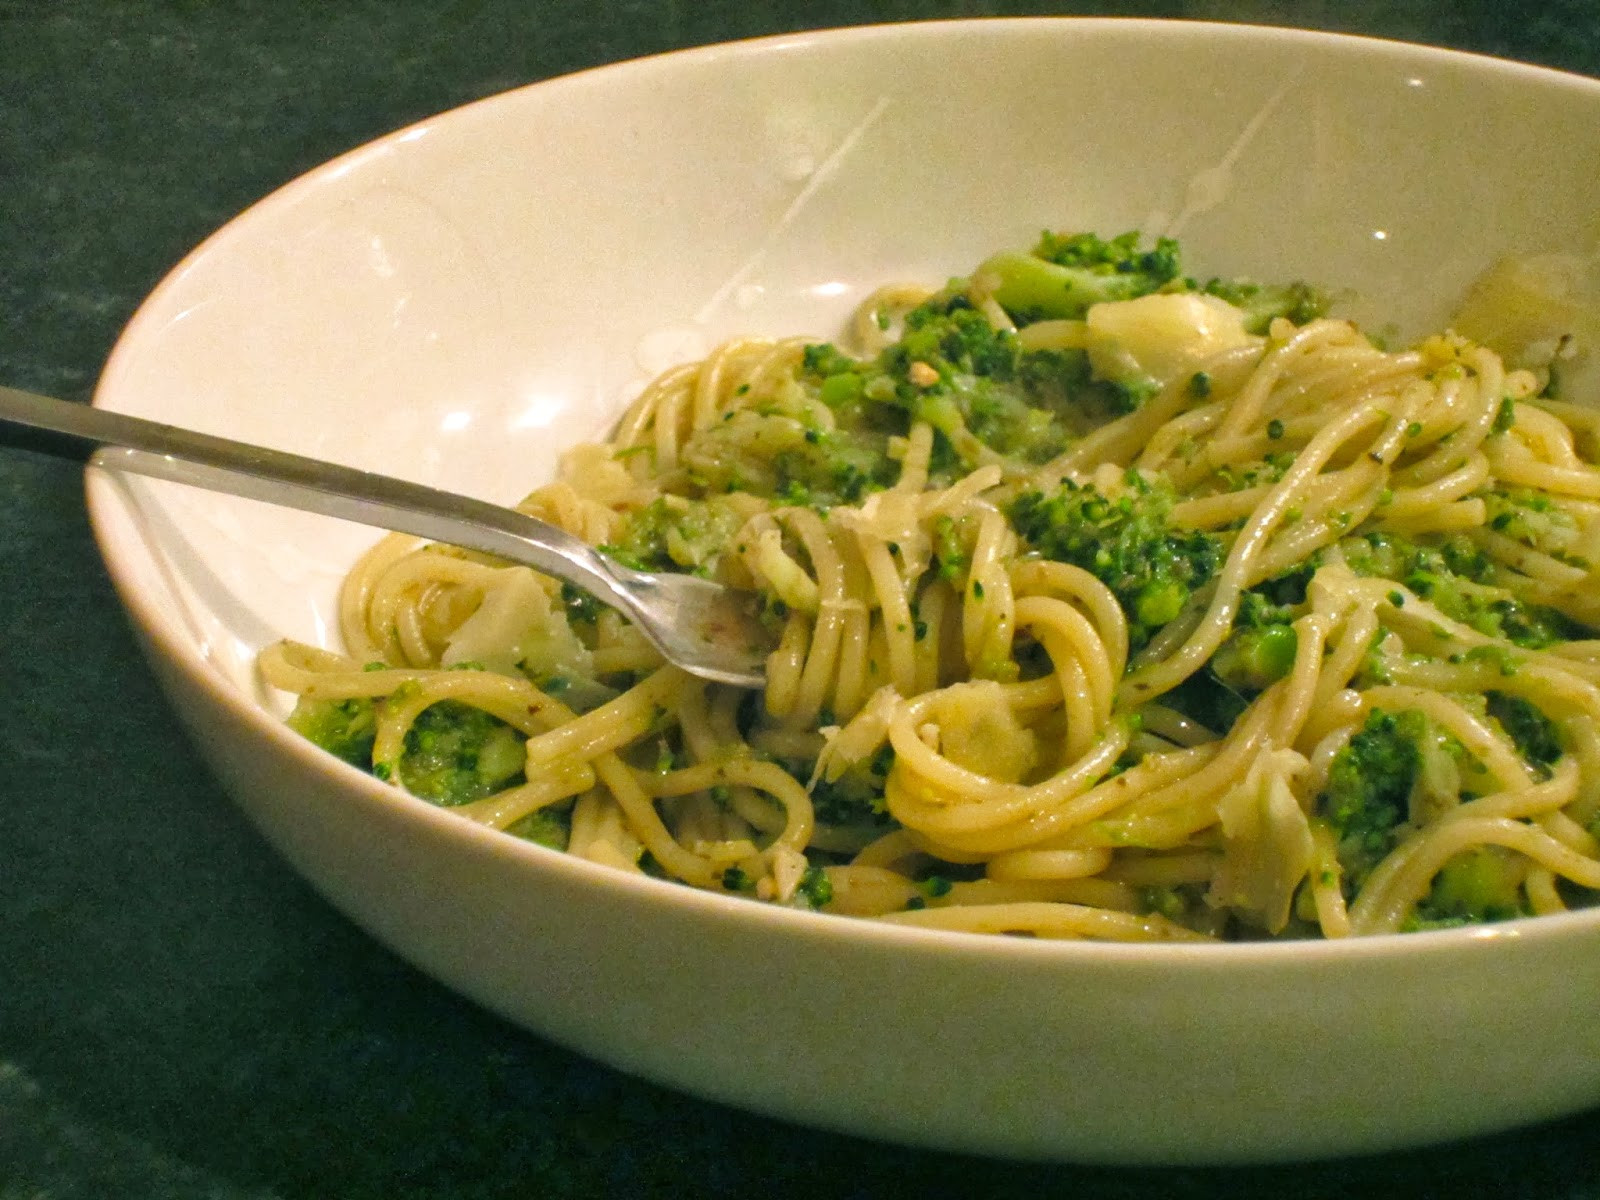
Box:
<box><xmin>0</xmin><ymin>384</ymin><xmax>774</xmax><ymax>688</ymax></box>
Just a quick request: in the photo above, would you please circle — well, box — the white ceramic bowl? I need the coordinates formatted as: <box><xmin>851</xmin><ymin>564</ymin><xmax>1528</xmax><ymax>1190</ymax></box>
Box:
<box><xmin>88</xmin><ymin>19</ymin><xmax>1600</xmax><ymax>1164</ymax></box>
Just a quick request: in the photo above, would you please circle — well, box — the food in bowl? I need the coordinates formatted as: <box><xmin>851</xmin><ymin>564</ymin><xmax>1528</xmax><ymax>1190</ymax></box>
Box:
<box><xmin>260</xmin><ymin>228</ymin><xmax>1600</xmax><ymax>942</ymax></box>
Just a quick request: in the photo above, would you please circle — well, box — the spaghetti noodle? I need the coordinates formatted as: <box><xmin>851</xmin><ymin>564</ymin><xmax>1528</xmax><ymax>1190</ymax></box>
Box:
<box><xmin>260</xmin><ymin>232</ymin><xmax>1600</xmax><ymax>941</ymax></box>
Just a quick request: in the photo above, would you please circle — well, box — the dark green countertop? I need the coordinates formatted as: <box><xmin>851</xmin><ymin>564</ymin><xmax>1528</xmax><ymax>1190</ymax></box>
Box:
<box><xmin>5</xmin><ymin>3</ymin><xmax>1600</xmax><ymax>1196</ymax></box>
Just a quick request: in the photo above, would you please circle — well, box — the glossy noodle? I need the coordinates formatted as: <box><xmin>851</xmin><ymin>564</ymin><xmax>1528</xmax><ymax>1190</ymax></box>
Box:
<box><xmin>260</xmin><ymin>232</ymin><xmax>1600</xmax><ymax>941</ymax></box>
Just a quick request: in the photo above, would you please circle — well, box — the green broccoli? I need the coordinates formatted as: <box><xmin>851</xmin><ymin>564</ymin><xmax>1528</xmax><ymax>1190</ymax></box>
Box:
<box><xmin>1009</xmin><ymin>472</ymin><xmax>1222</xmax><ymax>648</ymax></box>
<box><xmin>1408</xmin><ymin>846</ymin><xmax>1528</xmax><ymax>929</ymax></box>
<box><xmin>1210</xmin><ymin>617</ymin><xmax>1299</xmax><ymax>693</ymax></box>
<box><xmin>1340</xmin><ymin>529</ymin><xmax>1588</xmax><ymax>650</ymax></box>
<box><xmin>391</xmin><ymin>700</ymin><xmax>527</xmax><ymax>806</ymax></box>
<box><xmin>1201</xmin><ymin>277</ymin><xmax>1330</xmax><ymax>334</ymax></box>
<box><xmin>1486</xmin><ymin>691</ymin><xmax>1563</xmax><ymax>772</ymax></box>
<box><xmin>505</xmin><ymin>805</ymin><xmax>571</xmax><ymax>851</ymax></box>
<box><xmin>290</xmin><ymin>692</ymin><xmax>527</xmax><ymax>807</ymax></box>
<box><xmin>810</xmin><ymin>743</ymin><xmax>897</xmax><ymax>827</ymax></box>
<box><xmin>793</xmin><ymin>864</ymin><xmax>834</xmax><ymax>909</ymax></box>
<box><xmin>603</xmin><ymin>496</ymin><xmax>749</xmax><ymax>575</ymax></box>
<box><xmin>800</xmin><ymin>303</ymin><xmax>1105</xmax><ymax>471</ymax></box>
<box><xmin>980</xmin><ymin>230</ymin><xmax>1183</xmax><ymax>323</ymax></box>
<box><xmin>1319</xmin><ymin>708</ymin><xmax>1427</xmax><ymax>887</ymax></box>
<box><xmin>287</xmin><ymin>695</ymin><xmax>376</xmax><ymax>767</ymax></box>
<box><xmin>770</xmin><ymin>427</ymin><xmax>901</xmax><ymax>507</ymax></box>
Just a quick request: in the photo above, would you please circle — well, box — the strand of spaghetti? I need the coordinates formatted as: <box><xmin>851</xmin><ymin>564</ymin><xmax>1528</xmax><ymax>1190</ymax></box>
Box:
<box><xmin>919</xmin><ymin>464</ymin><xmax>1004</xmax><ymax>517</ymax></box>
<box><xmin>984</xmin><ymin>846</ymin><xmax>1113</xmax><ymax>880</ymax></box>
<box><xmin>648</xmin><ymin>365</ymin><xmax>695</xmax><ymax>472</ymax></box>
<box><xmin>692</xmin><ymin>338</ymin><xmax>763</xmax><ymax>431</ymax></box>
<box><xmin>785</xmin><ymin>509</ymin><xmax>853</xmax><ymax>726</ymax></box>
<box><xmin>851</xmin><ymin>829</ymin><xmax>924</xmax><ymax>870</ymax></box>
<box><xmin>886</xmin><ymin>719</ymin><xmax>1131</xmax><ymax>844</ymax></box>
<box><xmin>1471</xmin><ymin>527</ymin><xmax>1590</xmax><ymax>588</ymax></box>
<box><xmin>1381</xmin><ymin>499</ymin><xmax>1489</xmax><ymax>537</ymax></box>
<box><xmin>1119</xmin><ymin>400</ymin><xmax>1388</xmax><ymax>705</ymax></box>
<box><xmin>591</xmin><ymin>752</ymin><xmax>719</xmax><ymax>886</ymax></box>
<box><xmin>1010</xmin><ymin>560</ymin><xmax>1129</xmax><ymax>679</ymax></box>
<box><xmin>892</xmin><ymin>421</ymin><xmax>935</xmax><ymax>493</ymax></box>
<box><xmin>876</xmin><ymin>900</ymin><xmax>1210</xmax><ymax>941</ymax></box>
<box><xmin>1270</xmin><ymin>612</ymin><xmax>1330</xmax><ymax>746</ymax></box>
<box><xmin>521</xmin><ymin>666</ymin><xmax>687</xmax><ymax>769</ymax></box>
<box><xmin>367</xmin><ymin>551</ymin><xmax>502</xmax><ymax>667</ymax></box>
<box><xmin>1013</xmin><ymin>595</ymin><xmax>1114</xmax><ymax>750</ymax></box>
<box><xmin>1525</xmin><ymin>867</ymin><xmax>1566</xmax><ymax>915</ymax></box>
<box><xmin>963</xmin><ymin>507</ymin><xmax>1015</xmax><ymax>676</ymax></box>
<box><xmin>640</xmin><ymin>758</ymin><xmax>815</xmax><ymax>853</ymax></box>
<box><xmin>941</xmin><ymin>876</ymin><xmax>1139</xmax><ymax>910</ymax></box>
<box><xmin>1537</xmin><ymin>809</ymin><xmax>1599</xmax><ymax>857</ymax></box>
<box><xmin>259</xmin><ymin>646</ymin><xmax>568</xmax><ymax>737</ymax></box>
<box><xmin>1099</xmin><ymin>850</ymin><xmax>1219</xmax><ymax>886</ymax></box>
<box><xmin>1212</xmin><ymin>320</ymin><xmax>1364</xmax><ymax>441</ymax></box>
<box><xmin>1247</xmin><ymin>468</ymin><xmax>1388</xmax><ymax>584</ymax></box>
<box><xmin>1048</xmin><ymin>344</ymin><xmax>1262</xmax><ymax>481</ymax></box>
<box><xmin>1307</xmin><ymin>819</ymin><xmax>1353</xmax><ymax>938</ymax></box>
<box><xmin>1400</xmin><ymin>361</ymin><xmax>1505</xmax><ymax>489</ymax></box>
<box><xmin>857</xmin><ymin>531</ymin><xmax>918</xmax><ymax>695</ymax></box>
<box><xmin>339</xmin><ymin>532</ymin><xmax>425</xmax><ymax>661</ymax></box>
<box><xmin>831</xmin><ymin>605</ymin><xmax>876</xmax><ymax>720</ymax></box>
<box><xmin>895</xmin><ymin>733</ymin><xmax>1207</xmax><ymax>857</ymax></box>
<box><xmin>1383</xmin><ymin>452</ymin><xmax>1491</xmax><ymax>518</ymax></box>
<box><xmin>1352</xmin><ymin>684</ymin><xmax>1534</xmax><ymax>792</ymax></box>
<box><xmin>452</xmin><ymin>759</ymin><xmax>598</xmax><ymax>829</ymax></box>
<box><xmin>1353</xmin><ymin>814</ymin><xmax>1598</xmax><ymax>936</ymax></box>
<box><xmin>1346</xmin><ymin>761</ymin><xmax>1581</xmax><ymax>930</ymax></box>
<box><xmin>1561</xmin><ymin>716</ymin><xmax>1600</xmax><ymax>827</ymax></box>
<box><xmin>763</xmin><ymin>611</ymin><xmax>811</xmax><ymax>717</ymax></box>
<box><xmin>912</xmin><ymin>578</ymin><xmax>953</xmax><ymax>694</ymax></box>
<box><xmin>1134</xmin><ymin>398</ymin><xmax>1226</xmax><ymax>476</ymax></box>
<box><xmin>567</xmin><ymin>790</ymin><xmax>645</xmax><ymax>873</ymax></box>
<box><xmin>1115</xmin><ymin>694</ymin><xmax>1277</xmax><ymax>818</ymax></box>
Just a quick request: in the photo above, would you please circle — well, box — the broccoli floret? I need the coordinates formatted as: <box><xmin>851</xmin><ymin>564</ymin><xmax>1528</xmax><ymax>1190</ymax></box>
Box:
<box><xmin>505</xmin><ymin>805</ymin><xmax>571</xmax><ymax>851</ymax></box>
<box><xmin>980</xmin><ymin>230</ymin><xmax>1182</xmax><ymax>323</ymax></box>
<box><xmin>1319</xmin><ymin>709</ymin><xmax>1427</xmax><ymax>887</ymax></box>
<box><xmin>560</xmin><ymin>581</ymin><xmax>604</xmax><ymax>628</ymax></box>
<box><xmin>392</xmin><ymin>700</ymin><xmax>527</xmax><ymax>806</ymax></box>
<box><xmin>1408</xmin><ymin>846</ymin><xmax>1528</xmax><ymax>929</ymax></box>
<box><xmin>1158</xmin><ymin>593</ymin><xmax>1300</xmax><ymax>732</ymax></box>
<box><xmin>287</xmin><ymin>695</ymin><xmax>376</xmax><ymax>767</ymax></box>
<box><xmin>604</xmin><ymin>496</ymin><xmax>749</xmax><ymax>575</ymax></box>
<box><xmin>793</xmin><ymin>864</ymin><xmax>835</xmax><ymax>910</ymax></box>
<box><xmin>1202</xmin><ymin>277</ymin><xmax>1330</xmax><ymax>334</ymax></box>
<box><xmin>771</xmin><ymin>427</ymin><xmax>900</xmax><ymax>507</ymax></box>
<box><xmin>1210</xmin><ymin>621</ymin><xmax>1298</xmax><ymax>692</ymax></box>
<box><xmin>810</xmin><ymin>744</ymin><xmax>897</xmax><ymax>827</ymax></box>
<box><xmin>897</xmin><ymin>301</ymin><xmax>1018</xmax><ymax>378</ymax></box>
<box><xmin>1486</xmin><ymin>691</ymin><xmax>1563</xmax><ymax>771</ymax></box>
<box><xmin>1340</xmin><ymin>529</ymin><xmax>1589</xmax><ymax>650</ymax></box>
<box><xmin>1009</xmin><ymin>473</ymin><xmax>1222</xmax><ymax>649</ymax></box>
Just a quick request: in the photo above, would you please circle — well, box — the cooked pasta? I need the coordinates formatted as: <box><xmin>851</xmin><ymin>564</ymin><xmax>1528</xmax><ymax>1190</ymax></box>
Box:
<box><xmin>260</xmin><ymin>231</ymin><xmax>1600</xmax><ymax>941</ymax></box>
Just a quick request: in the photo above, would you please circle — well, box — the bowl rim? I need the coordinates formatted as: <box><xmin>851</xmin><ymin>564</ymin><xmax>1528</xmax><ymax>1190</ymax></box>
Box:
<box><xmin>86</xmin><ymin>13</ymin><xmax>1600</xmax><ymax>973</ymax></box>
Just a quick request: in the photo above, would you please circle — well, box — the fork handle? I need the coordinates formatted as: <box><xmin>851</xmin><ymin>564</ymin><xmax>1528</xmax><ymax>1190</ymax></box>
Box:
<box><xmin>0</xmin><ymin>383</ymin><xmax>641</xmax><ymax>619</ymax></box>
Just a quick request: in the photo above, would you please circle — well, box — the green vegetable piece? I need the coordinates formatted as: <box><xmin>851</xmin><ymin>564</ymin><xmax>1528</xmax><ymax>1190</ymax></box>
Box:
<box><xmin>397</xmin><ymin>701</ymin><xmax>527</xmax><ymax>806</ymax></box>
<box><xmin>1009</xmin><ymin>476</ymin><xmax>1221</xmax><ymax>650</ymax></box>
<box><xmin>287</xmin><ymin>696</ymin><xmax>376</xmax><ymax>768</ymax></box>
<box><xmin>982</xmin><ymin>230</ymin><xmax>1181</xmax><ymax>322</ymax></box>
<box><xmin>1413</xmin><ymin>846</ymin><xmax>1527</xmax><ymax>926</ymax></box>
<box><xmin>1319</xmin><ymin>709</ymin><xmax>1426</xmax><ymax>887</ymax></box>
<box><xmin>1486</xmin><ymin>691</ymin><xmax>1563</xmax><ymax>769</ymax></box>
